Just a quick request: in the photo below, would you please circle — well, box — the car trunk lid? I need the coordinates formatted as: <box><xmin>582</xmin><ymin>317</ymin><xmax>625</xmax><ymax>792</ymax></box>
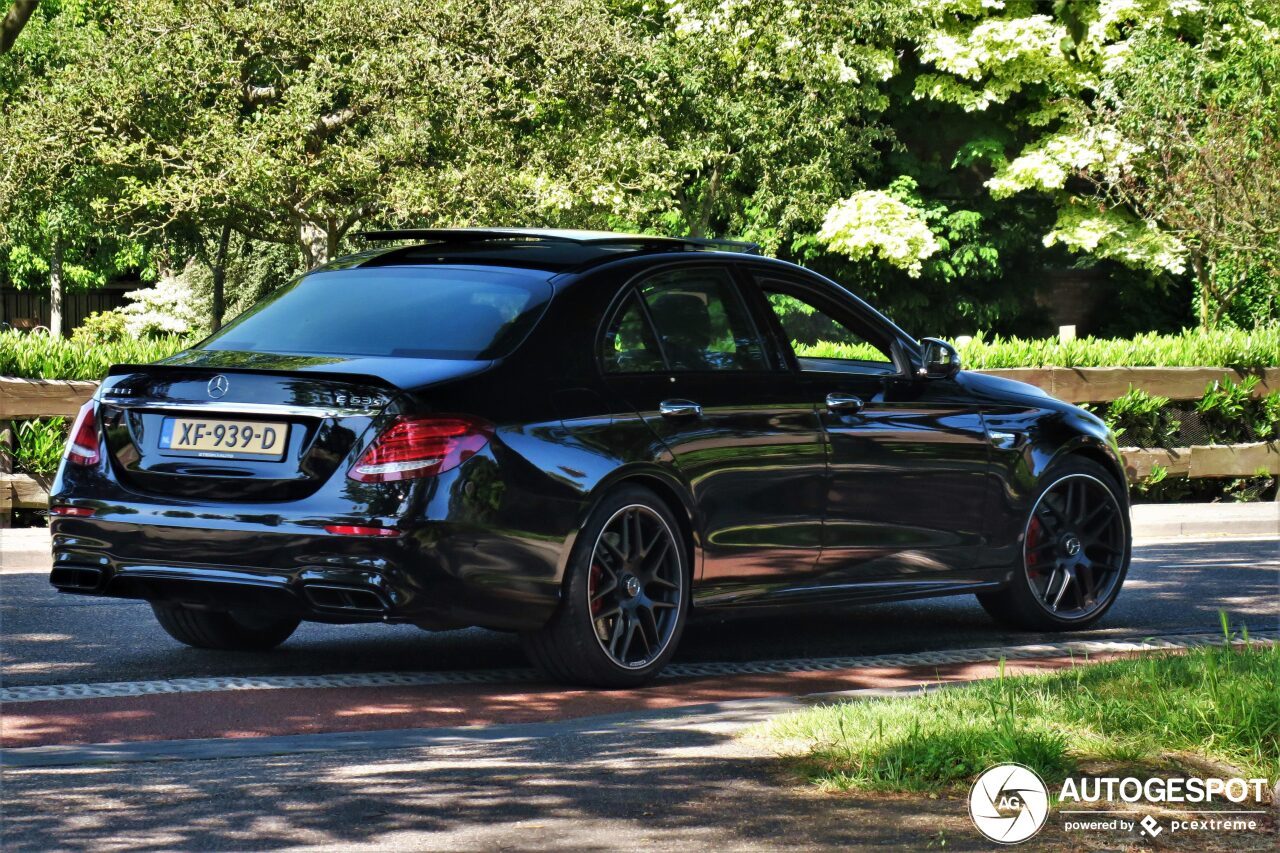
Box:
<box><xmin>98</xmin><ymin>351</ymin><xmax>491</xmax><ymax>501</ymax></box>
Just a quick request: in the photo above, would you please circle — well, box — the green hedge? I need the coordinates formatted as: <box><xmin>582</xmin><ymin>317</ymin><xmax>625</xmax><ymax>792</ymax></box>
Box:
<box><xmin>0</xmin><ymin>330</ymin><xmax>191</xmax><ymax>381</ymax></box>
<box><xmin>3</xmin><ymin>326</ymin><xmax>1279</xmax><ymax>382</ymax></box>
<box><xmin>801</xmin><ymin>326</ymin><xmax>1280</xmax><ymax>368</ymax></box>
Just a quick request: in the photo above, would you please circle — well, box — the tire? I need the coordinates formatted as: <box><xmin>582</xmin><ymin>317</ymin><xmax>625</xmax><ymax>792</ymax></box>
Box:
<box><xmin>150</xmin><ymin>602</ymin><xmax>300</xmax><ymax>651</ymax></box>
<box><xmin>521</xmin><ymin>484</ymin><xmax>690</xmax><ymax>687</ymax></box>
<box><xmin>978</xmin><ymin>456</ymin><xmax>1131</xmax><ymax>631</ymax></box>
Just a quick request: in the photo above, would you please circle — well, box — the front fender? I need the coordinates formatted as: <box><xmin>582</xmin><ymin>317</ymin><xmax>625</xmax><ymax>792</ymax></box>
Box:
<box><xmin>981</xmin><ymin>402</ymin><xmax>1128</xmax><ymax>571</ymax></box>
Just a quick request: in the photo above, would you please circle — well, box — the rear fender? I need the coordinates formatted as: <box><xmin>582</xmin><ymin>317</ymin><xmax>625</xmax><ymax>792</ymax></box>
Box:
<box><xmin>569</xmin><ymin>464</ymin><xmax>703</xmax><ymax>584</ymax></box>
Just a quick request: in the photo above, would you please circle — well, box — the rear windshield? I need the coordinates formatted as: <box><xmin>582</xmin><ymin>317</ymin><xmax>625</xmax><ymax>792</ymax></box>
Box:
<box><xmin>198</xmin><ymin>267</ymin><xmax>552</xmax><ymax>360</ymax></box>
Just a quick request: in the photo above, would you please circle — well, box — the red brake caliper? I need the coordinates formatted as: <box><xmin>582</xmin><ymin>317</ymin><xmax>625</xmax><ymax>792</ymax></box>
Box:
<box><xmin>1026</xmin><ymin>517</ymin><xmax>1044</xmax><ymax>577</ymax></box>
<box><xmin>589</xmin><ymin>563</ymin><xmax>604</xmax><ymax>615</ymax></box>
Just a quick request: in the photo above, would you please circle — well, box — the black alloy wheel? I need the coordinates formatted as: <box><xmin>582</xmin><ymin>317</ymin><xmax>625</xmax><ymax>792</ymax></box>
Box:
<box><xmin>1023</xmin><ymin>473</ymin><xmax>1127</xmax><ymax>619</ymax></box>
<box><xmin>979</xmin><ymin>457</ymin><xmax>1131</xmax><ymax>631</ymax></box>
<box><xmin>522</xmin><ymin>485</ymin><xmax>689</xmax><ymax>687</ymax></box>
<box><xmin>586</xmin><ymin>504</ymin><xmax>684</xmax><ymax>669</ymax></box>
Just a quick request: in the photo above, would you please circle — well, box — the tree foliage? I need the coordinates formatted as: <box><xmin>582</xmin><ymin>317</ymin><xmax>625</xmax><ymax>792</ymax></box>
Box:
<box><xmin>1</xmin><ymin>0</ymin><xmax>1276</xmax><ymax>337</ymax></box>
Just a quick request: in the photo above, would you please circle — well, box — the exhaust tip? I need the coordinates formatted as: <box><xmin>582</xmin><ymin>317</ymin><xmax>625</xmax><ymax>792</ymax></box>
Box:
<box><xmin>50</xmin><ymin>566</ymin><xmax>106</xmax><ymax>592</ymax></box>
<box><xmin>301</xmin><ymin>584</ymin><xmax>387</xmax><ymax>614</ymax></box>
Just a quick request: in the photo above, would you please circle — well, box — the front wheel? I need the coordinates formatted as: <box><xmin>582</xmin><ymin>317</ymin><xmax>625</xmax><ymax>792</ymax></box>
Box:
<box><xmin>978</xmin><ymin>457</ymin><xmax>1131</xmax><ymax>631</ymax></box>
<box><xmin>522</xmin><ymin>485</ymin><xmax>689</xmax><ymax>687</ymax></box>
<box><xmin>151</xmin><ymin>602</ymin><xmax>300</xmax><ymax>651</ymax></box>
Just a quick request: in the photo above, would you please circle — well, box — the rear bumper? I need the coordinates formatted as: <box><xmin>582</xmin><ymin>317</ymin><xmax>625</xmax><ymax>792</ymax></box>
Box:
<box><xmin>49</xmin><ymin>514</ymin><xmax>563</xmax><ymax>632</ymax></box>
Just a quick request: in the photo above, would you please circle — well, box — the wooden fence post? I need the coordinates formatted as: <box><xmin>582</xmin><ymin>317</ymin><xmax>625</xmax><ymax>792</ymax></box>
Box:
<box><xmin>0</xmin><ymin>420</ymin><xmax>13</xmax><ymax>528</ymax></box>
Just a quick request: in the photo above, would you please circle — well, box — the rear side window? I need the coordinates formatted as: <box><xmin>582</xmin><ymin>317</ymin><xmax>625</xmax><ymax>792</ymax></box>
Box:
<box><xmin>198</xmin><ymin>267</ymin><xmax>552</xmax><ymax>360</ymax></box>
<box><xmin>602</xmin><ymin>267</ymin><xmax>766</xmax><ymax>373</ymax></box>
<box><xmin>601</xmin><ymin>294</ymin><xmax>664</xmax><ymax>373</ymax></box>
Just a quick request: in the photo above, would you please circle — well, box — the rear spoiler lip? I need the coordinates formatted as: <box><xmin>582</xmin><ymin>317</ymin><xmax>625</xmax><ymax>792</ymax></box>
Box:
<box><xmin>103</xmin><ymin>357</ymin><xmax>496</xmax><ymax>394</ymax></box>
<box><xmin>105</xmin><ymin>362</ymin><xmax>399</xmax><ymax>391</ymax></box>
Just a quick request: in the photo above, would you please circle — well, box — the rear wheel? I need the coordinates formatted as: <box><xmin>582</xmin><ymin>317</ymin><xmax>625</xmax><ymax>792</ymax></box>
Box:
<box><xmin>150</xmin><ymin>602</ymin><xmax>300</xmax><ymax>651</ymax></box>
<box><xmin>978</xmin><ymin>457</ymin><xmax>1130</xmax><ymax>631</ymax></box>
<box><xmin>522</xmin><ymin>485</ymin><xmax>689</xmax><ymax>687</ymax></box>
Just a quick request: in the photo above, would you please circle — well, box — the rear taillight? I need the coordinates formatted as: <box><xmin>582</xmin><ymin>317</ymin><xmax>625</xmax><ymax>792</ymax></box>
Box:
<box><xmin>50</xmin><ymin>505</ymin><xmax>95</xmax><ymax>517</ymax></box>
<box><xmin>324</xmin><ymin>524</ymin><xmax>400</xmax><ymax>537</ymax></box>
<box><xmin>349</xmin><ymin>416</ymin><xmax>493</xmax><ymax>483</ymax></box>
<box><xmin>65</xmin><ymin>401</ymin><xmax>101</xmax><ymax>466</ymax></box>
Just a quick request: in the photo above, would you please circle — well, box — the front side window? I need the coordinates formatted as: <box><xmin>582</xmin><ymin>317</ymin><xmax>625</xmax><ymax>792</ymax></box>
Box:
<box><xmin>760</xmin><ymin>281</ymin><xmax>897</xmax><ymax>375</ymax></box>
<box><xmin>636</xmin><ymin>268</ymin><xmax>767</xmax><ymax>371</ymax></box>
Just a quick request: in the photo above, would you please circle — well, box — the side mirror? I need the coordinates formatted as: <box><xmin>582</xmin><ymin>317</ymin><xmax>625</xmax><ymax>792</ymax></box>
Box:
<box><xmin>918</xmin><ymin>338</ymin><xmax>961</xmax><ymax>380</ymax></box>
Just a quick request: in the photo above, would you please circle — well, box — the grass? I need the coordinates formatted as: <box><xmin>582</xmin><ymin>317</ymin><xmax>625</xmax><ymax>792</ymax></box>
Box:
<box><xmin>756</xmin><ymin>626</ymin><xmax>1278</xmax><ymax>793</ymax></box>
<box><xmin>800</xmin><ymin>326</ymin><xmax>1280</xmax><ymax>368</ymax></box>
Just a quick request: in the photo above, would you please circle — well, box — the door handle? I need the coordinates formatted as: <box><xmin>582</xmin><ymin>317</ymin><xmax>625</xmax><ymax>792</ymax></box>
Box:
<box><xmin>659</xmin><ymin>399</ymin><xmax>702</xmax><ymax>418</ymax></box>
<box><xmin>825</xmin><ymin>393</ymin><xmax>865</xmax><ymax>414</ymax></box>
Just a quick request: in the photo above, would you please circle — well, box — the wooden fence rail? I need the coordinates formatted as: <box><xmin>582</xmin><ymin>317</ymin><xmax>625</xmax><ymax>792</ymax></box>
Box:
<box><xmin>3</xmin><ymin>367</ymin><xmax>1279</xmax><ymax>515</ymax></box>
<box><xmin>980</xmin><ymin>366</ymin><xmax>1280</xmax><ymax>403</ymax></box>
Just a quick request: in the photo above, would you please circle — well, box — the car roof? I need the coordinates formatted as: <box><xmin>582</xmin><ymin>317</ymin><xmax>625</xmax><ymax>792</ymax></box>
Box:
<box><xmin>321</xmin><ymin>228</ymin><xmax>761</xmax><ymax>275</ymax></box>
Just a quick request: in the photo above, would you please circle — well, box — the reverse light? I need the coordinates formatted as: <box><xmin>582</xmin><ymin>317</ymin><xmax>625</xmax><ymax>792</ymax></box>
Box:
<box><xmin>349</xmin><ymin>415</ymin><xmax>493</xmax><ymax>483</ymax></box>
<box><xmin>65</xmin><ymin>401</ymin><xmax>101</xmax><ymax>466</ymax></box>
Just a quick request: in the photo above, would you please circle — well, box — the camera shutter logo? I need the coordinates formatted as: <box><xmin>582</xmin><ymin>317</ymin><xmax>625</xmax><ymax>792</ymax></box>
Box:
<box><xmin>207</xmin><ymin>375</ymin><xmax>230</xmax><ymax>399</ymax></box>
<box><xmin>969</xmin><ymin>764</ymin><xmax>1050</xmax><ymax>844</ymax></box>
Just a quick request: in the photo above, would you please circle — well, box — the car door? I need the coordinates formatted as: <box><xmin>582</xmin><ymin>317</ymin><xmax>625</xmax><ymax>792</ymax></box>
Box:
<box><xmin>747</xmin><ymin>270</ymin><xmax>992</xmax><ymax>592</ymax></box>
<box><xmin>599</xmin><ymin>263</ymin><xmax>827</xmax><ymax>599</ymax></box>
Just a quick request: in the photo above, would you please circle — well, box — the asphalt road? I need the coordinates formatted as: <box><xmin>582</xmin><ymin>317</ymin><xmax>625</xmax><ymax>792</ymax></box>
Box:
<box><xmin>3</xmin><ymin>536</ymin><xmax>1277</xmax><ymax>687</ymax></box>
<box><xmin>2</xmin><ymin>535</ymin><xmax>1278</xmax><ymax>853</ymax></box>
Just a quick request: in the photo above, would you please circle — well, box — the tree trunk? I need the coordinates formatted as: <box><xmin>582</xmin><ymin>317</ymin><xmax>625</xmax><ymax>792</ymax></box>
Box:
<box><xmin>1191</xmin><ymin>254</ymin><xmax>1211</xmax><ymax>328</ymax></box>
<box><xmin>299</xmin><ymin>220</ymin><xmax>330</xmax><ymax>269</ymax></box>
<box><xmin>0</xmin><ymin>0</ymin><xmax>39</xmax><ymax>54</ymax></box>
<box><xmin>210</xmin><ymin>223</ymin><xmax>232</xmax><ymax>331</ymax></box>
<box><xmin>48</xmin><ymin>231</ymin><xmax>64</xmax><ymax>338</ymax></box>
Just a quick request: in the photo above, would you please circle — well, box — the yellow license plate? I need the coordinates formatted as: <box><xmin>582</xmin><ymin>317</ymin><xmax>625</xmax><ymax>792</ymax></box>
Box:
<box><xmin>161</xmin><ymin>417</ymin><xmax>288</xmax><ymax>458</ymax></box>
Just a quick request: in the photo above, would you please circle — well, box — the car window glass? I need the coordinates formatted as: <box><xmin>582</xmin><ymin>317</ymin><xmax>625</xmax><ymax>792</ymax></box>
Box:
<box><xmin>638</xmin><ymin>268</ymin><xmax>767</xmax><ymax>371</ymax></box>
<box><xmin>199</xmin><ymin>267</ymin><xmax>551</xmax><ymax>360</ymax></box>
<box><xmin>761</xmin><ymin>286</ymin><xmax>896</xmax><ymax>374</ymax></box>
<box><xmin>601</xmin><ymin>294</ymin><xmax>664</xmax><ymax>373</ymax></box>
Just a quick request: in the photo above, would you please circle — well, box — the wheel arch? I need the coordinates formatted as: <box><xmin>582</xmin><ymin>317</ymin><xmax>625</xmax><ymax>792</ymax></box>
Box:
<box><xmin>1046</xmin><ymin>435</ymin><xmax>1130</xmax><ymax>506</ymax></box>
<box><xmin>561</xmin><ymin>464</ymin><xmax>703</xmax><ymax>586</ymax></box>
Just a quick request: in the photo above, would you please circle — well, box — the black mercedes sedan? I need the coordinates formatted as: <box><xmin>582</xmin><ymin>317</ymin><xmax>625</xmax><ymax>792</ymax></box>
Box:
<box><xmin>48</xmin><ymin>228</ymin><xmax>1131</xmax><ymax>686</ymax></box>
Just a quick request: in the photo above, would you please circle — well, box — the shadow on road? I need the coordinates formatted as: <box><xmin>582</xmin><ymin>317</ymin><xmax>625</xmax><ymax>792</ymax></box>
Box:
<box><xmin>0</xmin><ymin>712</ymin><xmax>990</xmax><ymax>852</ymax></box>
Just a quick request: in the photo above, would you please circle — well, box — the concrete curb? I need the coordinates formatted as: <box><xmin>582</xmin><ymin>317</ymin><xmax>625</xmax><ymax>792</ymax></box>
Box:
<box><xmin>1131</xmin><ymin>501</ymin><xmax>1279</xmax><ymax>540</ymax></box>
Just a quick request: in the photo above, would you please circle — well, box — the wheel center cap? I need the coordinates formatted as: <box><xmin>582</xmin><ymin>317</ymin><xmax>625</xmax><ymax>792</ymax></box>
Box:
<box><xmin>1063</xmin><ymin>536</ymin><xmax>1082</xmax><ymax>557</ymax></box>
<box><xmin>623</xmin><ymin>575</ymin><xmax>641</xmax><ymax>598</ymax></box>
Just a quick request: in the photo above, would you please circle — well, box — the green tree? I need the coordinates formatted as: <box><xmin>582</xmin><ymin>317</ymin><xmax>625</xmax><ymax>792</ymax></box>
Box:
<box><xmin>0</xmin><ymin>1</ymin><xmax>38</xmax><ymax>54</ymax></box>
<box><xmin>589</xmin><ymin>0</ymin><xmax>918</xmax><ymax>252</ymax></box>
<box><xmin>1086</xmin><ymin>1</ymin><xmax>1280</xmax><ymax>326</ymax></box>
<box><xmin>0</xmin><ymin>0</ymin><xmax>148</xmax><ymax>336</ymax></box>
<box><xmin>903</xmin><ymin>0</ymin><xmax>1280</xmax><ymax>328</ymax></box>
<box><xmin>92</xmin><ymin>0</ymin><xmax>645</xmax><ymax>271</ymax></box>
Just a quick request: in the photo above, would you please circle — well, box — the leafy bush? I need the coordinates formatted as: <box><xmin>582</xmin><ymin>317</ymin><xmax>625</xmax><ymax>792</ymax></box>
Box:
<box><xmin>71</xmin><ymin>310</ymin><xmax>130</xmax><ymax>345</ymax></box>
<box><xmin>953</xmin><ymin>327</ymin><xmax>1280</xmax><ymax>369</ymax></box>
<box><xmin>14</xmin><ymin>418</ymin><xmax>68</xmax><ymax>475</ymax></box>
<box><xmin>1196</xmin><ymin>377</ymin><xmax>1280</xmax><ymax>444</ymax></box>
<box><xmin>121</xmin><ymin>275</ymin><xmax>204</xmax><ymax>337</ymax></box>
<box><xmin>792</xmin><ymin>340</ymin><xmax>887</xmax><ymax>361</ymax></box>
<box><xmin>796</xmin><ymin>327</ymin><xmax>1280</xmax><ymax>368</ymax></box>
<box><xmin>0</xmin><ymin>329</ymin><xmax>191</xmax><ymax>380</ymax></box>
<box><xmin>1101</xmin><ymin>387</ymin><xmax>1180</xmax><ymax>448</ymax></box>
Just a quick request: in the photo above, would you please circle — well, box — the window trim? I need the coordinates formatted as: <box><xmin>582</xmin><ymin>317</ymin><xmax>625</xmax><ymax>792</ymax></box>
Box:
<box><xmin>596</xmin><ymin>261</ymin><xmax>772</xmax><ymax>377</ymax></box>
